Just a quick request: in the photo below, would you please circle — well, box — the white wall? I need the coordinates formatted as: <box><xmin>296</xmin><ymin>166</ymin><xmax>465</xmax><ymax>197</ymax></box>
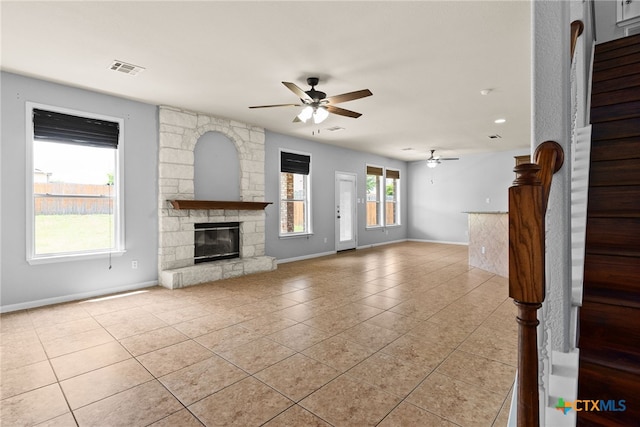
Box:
<box><xmin>594</xmin><ymin>0</ymin><xmax>625</xmax><ymax>43</ymax></box>
<box><xmin>407</xmin><ymin>149</ymin><xmax>527</xmax><ymax>244</ymax></box>
<box><xmin>1</xmin><ymin>72</ymin><xmax>159</xmax><ymax>311</ymax></box>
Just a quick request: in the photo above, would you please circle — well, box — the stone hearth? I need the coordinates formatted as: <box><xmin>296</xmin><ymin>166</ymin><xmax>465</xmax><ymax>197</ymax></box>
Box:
<box><xmin>157</xmin><ymin>106</ymin><xmax>276</xmax><ymax>289</ymax></box>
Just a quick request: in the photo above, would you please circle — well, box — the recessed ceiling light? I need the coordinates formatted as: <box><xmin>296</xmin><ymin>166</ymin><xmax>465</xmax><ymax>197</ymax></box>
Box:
<box><xmin>494</xmin><ymin>118</ymin><xmax>506</xmax><ymax>124</ymax></box>
<box><xmin>480</xmin><ymin>89</ymin><xmax>492</xmax><ymax>96</ymax></box>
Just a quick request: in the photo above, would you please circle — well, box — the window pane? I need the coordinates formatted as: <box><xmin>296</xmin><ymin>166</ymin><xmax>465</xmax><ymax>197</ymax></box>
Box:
<box><xmin>385</xmin><ymin>177</ymin><xmax>399</xmax><ymax>226</ymax></box>
<box><xmin>339</xmin><ymin>179</ymin><xmax>353</xmax><ymax>242</ymax></box>
<box><xmin>366</xmin><ymin>174</ymin><xmax>381</xmax><ymax>226</ymax></box>
<box><xmin>385</xmin><ymin>202</ymin><xmax>396</xmax><ymax>225</ymax></box>
<box><xmin>35</xmin><ymin>208</ymin><xmax>114</xmax><ymax>254</ymax></box>
<box><xmin>280</xmin><ymin>172</ymin><xmax>306</xmax><ymax>200</ymax></box>
<box><xmin>280</xmin><ymin>201</ymin><xmax>306</xmax><ymax>233</ymax></box>
<box><xmin>280</xmin><ymin>169</ymin><xmax>309</xmax><ymax>235</ymax></box>
<box><xmin>34</xmin><ymin>141</ymin><xmax>115</xmax><ymax>186</ymax></box>
<box><xmin>33</xmin><ymin>140</ymin><xmax>116</xmax><ymax>255</ymax></box>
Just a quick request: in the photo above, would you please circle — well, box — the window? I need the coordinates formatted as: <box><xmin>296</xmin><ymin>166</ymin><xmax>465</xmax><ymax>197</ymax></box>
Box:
<box><xmin>366</xmin><ymin>165</ymin><xmax>383</xmax><ymax>227</ymax></box>
<box><xmin>385</xmin><ymin>169</ymin><xmax>400</xmax><ymax>225</ymax></box>
<box><xmin>366</xmin><ymin>165</ymin><xmax>400</xmax><ymax>228</ymax></box>
<box><xmin>27</xmin><ymin>104</ymin><xmax>124</xmax><ymax>263</ymax></box>
<box><xmin>279</xmin><ymin>150</ymin><xmax>311</xmax><ymax>236</ymax></box>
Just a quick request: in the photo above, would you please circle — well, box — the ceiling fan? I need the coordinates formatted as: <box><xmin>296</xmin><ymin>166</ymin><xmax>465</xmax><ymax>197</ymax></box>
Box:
<box><xmin>426</xmin><ymin>150</ymin><xmax>459</xmax><ymax>168</ymax></box>
<box><xmin>249</xmin><ymin>77</ymin><xmax>372</xmax><ymax>124</ymax></box>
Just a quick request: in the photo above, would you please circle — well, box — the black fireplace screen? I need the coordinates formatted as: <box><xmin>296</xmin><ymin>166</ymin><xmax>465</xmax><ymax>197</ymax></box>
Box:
<box><xmin>194</xmin><ymin>222</ymin><xmax>240</xmax><ymax>263</ymax></box>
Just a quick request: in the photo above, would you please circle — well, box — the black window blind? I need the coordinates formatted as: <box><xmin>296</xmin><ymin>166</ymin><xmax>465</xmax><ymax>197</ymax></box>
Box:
<box><xmin>281</xmin><ymin>151</ymin><xmax>310</xmax><ymax>175</ymax></box>
<box><xmin>33</xmin><ymin>108</ymin><xmax>119</xmax><ymax>149</ymax></box>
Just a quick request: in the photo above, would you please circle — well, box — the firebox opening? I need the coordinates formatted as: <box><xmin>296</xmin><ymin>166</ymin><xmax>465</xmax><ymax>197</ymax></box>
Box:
<box><xmin>194</xmin><ymin>222</ymin><xmax>240</xmax><ymax>264</ymax></box>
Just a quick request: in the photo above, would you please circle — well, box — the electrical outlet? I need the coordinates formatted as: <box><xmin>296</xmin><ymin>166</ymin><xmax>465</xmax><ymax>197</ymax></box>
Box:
<box><xmin>481</xmin><ymin>246</ymin><xmax>486</xmax><ymax>255</ymax></box>
<box><xmin>324</xmin><ymin>237</ymin><xmax>327</xmax><ymax>243</ymax></box>
<box><xmin>485</xmin><ymin>197</ymin><xmax>491</xmax><ymax>204</ymax></box>
<box><xmin>131</xmin><ymin>260</ymin><xmax>138</xmax><ymax>269</ymax></box>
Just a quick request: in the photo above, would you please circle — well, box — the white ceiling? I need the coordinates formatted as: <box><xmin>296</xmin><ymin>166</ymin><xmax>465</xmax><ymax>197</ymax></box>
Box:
<box><xmin>1</xmin><ymin>1</ymin><xmax>531</xmax><ymax>161</ymax></box>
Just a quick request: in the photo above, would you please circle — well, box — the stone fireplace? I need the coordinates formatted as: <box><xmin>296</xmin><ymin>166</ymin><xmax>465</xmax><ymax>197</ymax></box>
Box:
<box><xmin>157</xmin><ymin>106</ymin><xmax>276</xmax><ymax>289</ymax></box>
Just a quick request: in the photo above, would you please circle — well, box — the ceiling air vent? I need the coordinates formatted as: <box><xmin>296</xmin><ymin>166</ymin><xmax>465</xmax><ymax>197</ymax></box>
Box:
<box><xmin>326</xmin><ymin>126</ymin><xmax>345</xmax><ymax>132</ymax></box>
<box><xmin>109</xmin><ymin>60</ymin><xmax>145</xmax><ymax>76</ymax></box>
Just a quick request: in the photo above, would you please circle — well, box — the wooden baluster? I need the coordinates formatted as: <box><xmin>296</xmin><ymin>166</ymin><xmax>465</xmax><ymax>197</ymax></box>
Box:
<box><xmin>509</xmin><ymin>141</ymin><xmax>564</xmax><ymax>426</ymax></box>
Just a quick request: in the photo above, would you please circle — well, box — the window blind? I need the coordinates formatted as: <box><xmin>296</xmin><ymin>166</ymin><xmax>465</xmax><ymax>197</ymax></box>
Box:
<box><xmin>281</xmin><ymin>151</ymin><xmax>310</xmax><ymax>175</ymax></box>
<box><xmin>386</xmin><ymin>169</ymin><xmax>400</xmax><ymax>179</ymax></box>
<box><xmin>366</xmin><ymin>165</ymin><xmax>383</xmax><ymax>176</ymax></box>
<box><xmin>33</xmin><ymin>108</ymin><xmax>119</xmax><ymax>149</ymax></box>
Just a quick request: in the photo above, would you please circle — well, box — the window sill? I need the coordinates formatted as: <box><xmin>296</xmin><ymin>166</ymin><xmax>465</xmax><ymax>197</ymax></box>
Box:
<box><xmin>366</xmin><ymin>225</ymin><xmax>401</xmax><ymax>231</ymax></box>
<box><xmin>279</xmin><ymin>233</ymin><xmax>314</xmax><ymax>240</ymax></box>
<box><xmin>27</xmin><ymin>250</ymin><xmax>126</xmax><ymax>265</ymax></box>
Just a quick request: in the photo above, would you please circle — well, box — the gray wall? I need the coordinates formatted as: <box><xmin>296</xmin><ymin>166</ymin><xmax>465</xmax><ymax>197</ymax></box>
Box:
<box><xmin>194</xmin><ymin>131</ymin><xmax>240</xmax><ymax>200</ymax></box>
<box><xmin>1</xmin><ymin>72</ymin><xmax>523</xmax><ymax>309</ymax></box>
<box><xmin>1</xmin><ymin>72</ymin><xmax>159</xmax><ymax>311</ymax></box>
<box><xmin>407</xmin><ymin>149</ymin><xmax>527</xmax><ymax>244</ymax></box>
<box><xmin>264</xmin><ymin>131</ymin><xmax>408</xmax><ymax>261</ymax></box>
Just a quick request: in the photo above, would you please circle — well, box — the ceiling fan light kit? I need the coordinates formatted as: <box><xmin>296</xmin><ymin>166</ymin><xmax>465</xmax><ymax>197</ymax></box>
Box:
<box><xmin>250</xmin><ymin>77</ymin><xmax>372</xmax><ymax>124</ymax></box>
<box><xmin>298</xmin><ymin>105</ymin><xmax>329</xmax><ymax>124</ymax></box>
<box><xmin>426</xmin><ymin>149</ymin><xmax>460</xmax><ymax>168</ymax></box>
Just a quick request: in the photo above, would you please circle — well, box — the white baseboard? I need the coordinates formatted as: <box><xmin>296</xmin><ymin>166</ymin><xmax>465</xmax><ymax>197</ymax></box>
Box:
<box><xmin>0</xmin><ymin>280</ymin><xmax>159</xmax><ymax>313</ymax></box>
<box><xmin>356</xmin><ymin>238</ymin><xmax>408</xmax><ymax>250</ymax></box>
<box><xmin>407</xmin><ymin>238</ymin><xmax>469</xmax><ymax>246</ymax></box>
<box><xmin>277</xmin><ymin>250</ymin><xmax>337</xmax><ymax>264</ymax></box>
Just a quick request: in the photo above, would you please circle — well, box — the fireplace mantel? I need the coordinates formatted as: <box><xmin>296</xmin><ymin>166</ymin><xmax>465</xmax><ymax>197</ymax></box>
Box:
<box><xmin>169</xmin><ymin>200</ymin><xmax>272</xmax><ymax>210</ymax></box>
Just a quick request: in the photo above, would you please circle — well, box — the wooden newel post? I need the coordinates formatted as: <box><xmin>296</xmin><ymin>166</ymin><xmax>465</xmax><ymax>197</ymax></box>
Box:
<box><xmin>509</xmin><ymin>141</ymin><xmax>564</xmax><ymax>427</ymax></box>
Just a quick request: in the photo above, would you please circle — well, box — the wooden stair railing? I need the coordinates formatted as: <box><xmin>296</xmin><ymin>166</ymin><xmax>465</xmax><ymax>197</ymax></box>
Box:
<box><xmin>509</xmin><ymin>141</ymin><xmax>564</xmax><ymax>426</ymax></box>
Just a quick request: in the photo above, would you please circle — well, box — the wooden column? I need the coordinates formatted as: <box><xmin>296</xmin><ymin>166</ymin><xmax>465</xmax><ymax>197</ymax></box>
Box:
<box><xmin>509</xmin><ymin>141</ymin><xmax>564</xmax><ymax>427</ymax></box>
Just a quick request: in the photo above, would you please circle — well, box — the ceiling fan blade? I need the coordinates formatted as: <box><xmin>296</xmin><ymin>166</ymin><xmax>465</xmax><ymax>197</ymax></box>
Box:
<box><xmin>282</xmin><ymin>82</ymin><xmax>313</xmax><ymax>102</ymax></box>
<box><xmin>326</xmin><ymin>89</ymin><xmax>372</xmax><ymax>105</ymax></box>
<box><xmin>326</xmin><ymin>105</ymin><xmax>362</xmax><ymax>118</ymax></box>
<box><xmin>249</xmin><ymin>103</ymin><xmax>301</xmax><ymax>109</ymax></box>
<box><xmin>293</xmin><ymin>116</ymin><xmax>301</xmax><ymax>123</ymax></box>
<box><xmin>440</xmin><ymin>157</ymin><xmax>460</xmax><ymax>161</ymax></box>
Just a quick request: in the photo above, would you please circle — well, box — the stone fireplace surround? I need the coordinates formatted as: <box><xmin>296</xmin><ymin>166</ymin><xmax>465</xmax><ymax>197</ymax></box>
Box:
<box><xmin>158</xmin><ymin>106</ymin><xmax>276</xmax><ymax>289</ymax></box>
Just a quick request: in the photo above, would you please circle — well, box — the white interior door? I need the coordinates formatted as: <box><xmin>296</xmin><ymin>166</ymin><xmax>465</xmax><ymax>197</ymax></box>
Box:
<box><xmin>335</xmin><ymin>172</ymin><xmax>357</xmax><ymax>251</ymax></box>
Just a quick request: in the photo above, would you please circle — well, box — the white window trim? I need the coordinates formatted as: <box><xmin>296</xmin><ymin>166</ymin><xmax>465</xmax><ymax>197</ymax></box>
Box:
<box><xmin>365</xmin><ymin>163</ymin><xmax>384</xmax><ymax>229</ymax></box>
<box><xmin>25</xmin><ymin>102</ymin><xmax>125</xmax><ymax>264</ymax></box>
<box><xmin>278</xmin><ymin>148</ymin><xmax>312</xmax><ymax>238</ymax></box>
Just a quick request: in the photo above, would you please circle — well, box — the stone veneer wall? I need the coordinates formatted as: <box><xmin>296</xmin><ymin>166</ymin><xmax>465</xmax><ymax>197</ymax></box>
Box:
<box><xmin>158</xmin><ymin>106</ymin><xmax>275</xmax><ymax>289</ymax></box>
<box><xmin>467</xmin><ymin>212</ymin><xmax>508</xmax><ymax>278</ymax></box>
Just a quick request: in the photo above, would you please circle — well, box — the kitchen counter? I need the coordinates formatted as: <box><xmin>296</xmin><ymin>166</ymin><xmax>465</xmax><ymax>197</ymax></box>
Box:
<box><xmin>464</xmin><ymin>212</ymin><xmax>508</xmax><ymax>277</ymax></box>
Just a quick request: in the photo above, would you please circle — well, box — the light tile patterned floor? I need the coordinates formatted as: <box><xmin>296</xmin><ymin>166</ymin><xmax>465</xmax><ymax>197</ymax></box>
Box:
<box><xmin>0</xmin><ymin>242</ymin><xmax>516</xmax><ymax>426</ymax></box>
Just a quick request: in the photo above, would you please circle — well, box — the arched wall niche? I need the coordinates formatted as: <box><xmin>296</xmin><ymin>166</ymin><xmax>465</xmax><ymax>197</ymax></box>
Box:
<box><xmin>194</xmin><ymin>131</ymin><xmax>240</xmax><ymax>201</ymax></box>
